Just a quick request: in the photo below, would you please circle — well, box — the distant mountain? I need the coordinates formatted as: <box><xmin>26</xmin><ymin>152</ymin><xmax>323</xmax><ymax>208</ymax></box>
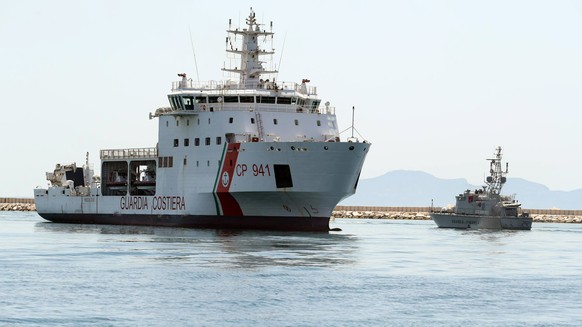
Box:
<box><xmin>341</xmin><ymin>170</ymin><xmax>582</xmax><ymax>210</ymax></box>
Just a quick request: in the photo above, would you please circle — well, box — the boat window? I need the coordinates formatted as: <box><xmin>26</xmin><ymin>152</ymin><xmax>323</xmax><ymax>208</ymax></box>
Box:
<box><xmin>168</xmin><ymin>96</ymin><xmax>178</xmax><ymax>109</ymax></box>
<box><xmin>195</xmin><ymin>96</ymin><xmax>207</xmax><ymax>103</ymax></box>
<box><xmin>159</xmin><ymin>157</ymin><xmax>168</xmax><ymax>168</ymax></box>
<box><xmin>229</xmin><ymin>117</ymin><xmax>234</xmax><ymax>124</ymax></box>
<box><xmin>173</xmin><ymin>139</ymin><xmax>179</xmax><ymax>147</ymax></box>
<box><xmin>240</xmin><ymin>96</ymin><xmax>254</xmax><ymax>103</ymax></box>
<box><xmin>291</xmin><ymin>97</ymin><xmax>298</xmax><ymax>105</ymax></box>
<box><xmin>194</xmin><ymin>138</ymin><xmax>200</xmax><ymax>146</ymax></box>
<box><xmin>294</xmin><ymin>119</ymin><xmax>299</xmax><ymax>126</ymax></box>
<box><xmin>168</xmin><ymin>156</ymin><xmax>173</xmax><ymax>167</ymax></box>
<box><xmin>205</xmin><ymin>137</ymin><xmax>211</xmax><ymax>146</ymax></box>
<box><xmin>277</xmin><ymin>97</ymin><xmax>292</xmax><ymax>105</ymax></box>
<box><xmin>311</xmin><ymin>100</ymin><xmax>320</xmax><ymax>110</ymax></box>
<box><xmin>175</xmin><ymin>97</ymin><xmax>184</xmax><ymax>110</ymax></box>
<box><xmin>184</xmin><ymin>138</ymin><xmax>189</xmax><ymax>146</ymax></box>
<box><xmin>183</xmin><ymin>96</ymin><xmax>194</xmax><ymax>110</ymax></box>
<box><xmin>259</xmin><ymin>96</ymin><xmax>276</xmax><ymax>104</ymax></box>
<box><xmin>317</xmin><ymin>120</ymin><xmax>321</xmax><ymax>126</ymax></box>
<box><xmin>187</xmin><ymin>120</ymin><xmax>190</xmax><ymax>126</ymax></box>
<box><xmin>216</xmin><ymin>137</ymin><xmax>222</xmax><ymax>145</ymax></box>
<box><xmin>224</xmin><ymin>96</ymin><xmax>238</xmax><ymax>103</ymax></box>
<box><xmin>251</xmin><ymin>118</ymin><xmax>255</xmax><ymax>124</ymax></box>
<box><xmin>208</xmin><ymin>96</ymin><xmax>220</xmax><ymax>103</ymax></box>
<box><xmin>273</xmin><ymin>119</ymin><xmax>278</xmax><ymax>125</ymax></box>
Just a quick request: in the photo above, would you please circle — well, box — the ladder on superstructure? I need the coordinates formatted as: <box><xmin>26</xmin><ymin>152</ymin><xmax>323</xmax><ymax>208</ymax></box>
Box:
<box><xmin>255</xmin><ymin>111</ymin><xmax>265</xmax><ymax>141</ymax></box>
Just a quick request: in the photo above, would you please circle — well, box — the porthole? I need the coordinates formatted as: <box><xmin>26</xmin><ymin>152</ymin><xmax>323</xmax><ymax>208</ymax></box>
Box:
<box><xmin>349</xmin><ymin>146</ymin><xmax>354</xmax><ymax>150</ymax></box>
<box><xmin>324</xmin><ymin>146</ymin><xmax>329</xmax><ymax>150</ymax></box>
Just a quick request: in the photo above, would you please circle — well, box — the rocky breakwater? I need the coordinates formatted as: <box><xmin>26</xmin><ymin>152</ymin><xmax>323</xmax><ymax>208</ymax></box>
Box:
<box><xmin>332</xmin><ymin>210</ymin><xmax>431</xmax><ymax>220</ymax></box>
<box><xmin>331</xmin><ymin>209</ymin><xmax>582</xmax><ymax>224</ymax></box>
<box><xmin>0</xmin><ymin>202</ymin><xmax>36</xmax><ymax>211</ymax></box>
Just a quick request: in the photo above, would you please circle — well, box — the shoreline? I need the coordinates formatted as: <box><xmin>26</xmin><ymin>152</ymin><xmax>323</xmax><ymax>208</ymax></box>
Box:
<box><xmin>2</xmin><ymin>200</ymin><xmax>581</xmax><ymax>223</ymax></box>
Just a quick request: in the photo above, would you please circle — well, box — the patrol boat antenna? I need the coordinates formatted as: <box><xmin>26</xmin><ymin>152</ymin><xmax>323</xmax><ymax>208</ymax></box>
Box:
<box><xmin>485</xmin><ymin>146</ymin><xmax>508</xmax><ymax>195</ymax></box>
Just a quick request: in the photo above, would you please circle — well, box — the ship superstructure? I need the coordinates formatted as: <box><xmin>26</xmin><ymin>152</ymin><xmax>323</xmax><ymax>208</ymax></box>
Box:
<box><xmin>34</xmin><ymin>9</ymin><xmax>370</xmax><ymax>231</ymax></box>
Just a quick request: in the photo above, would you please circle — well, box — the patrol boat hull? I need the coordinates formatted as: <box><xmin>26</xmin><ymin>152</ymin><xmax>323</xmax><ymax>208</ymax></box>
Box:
<box><xmin>431</xmin><ymin>213</ymin><xmax>533</xmax><ymax>230</ymax></box>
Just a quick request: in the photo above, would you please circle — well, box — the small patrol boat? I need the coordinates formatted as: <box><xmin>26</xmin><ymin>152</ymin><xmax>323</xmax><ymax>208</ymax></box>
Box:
<box><xmin>430</xmin><ymin>147</ymin><xmax>532</xmax><ymax>230</ymax></box>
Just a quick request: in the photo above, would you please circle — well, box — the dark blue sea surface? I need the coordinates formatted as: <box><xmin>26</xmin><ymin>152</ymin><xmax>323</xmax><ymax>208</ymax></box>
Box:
<box><xmin>1</xmin><ymin>211</ymin><xmax>581</xmax><ymax>326</ymax></box>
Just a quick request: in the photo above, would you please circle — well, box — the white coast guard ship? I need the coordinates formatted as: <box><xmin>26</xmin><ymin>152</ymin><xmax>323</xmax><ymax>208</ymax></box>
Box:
<box><xmin>430</xmin><ymin>147</ymin><xmax>532</xmax><ymax>230</ymax></box>
<box><xmin>33</xmin><ymin>9</ymin><xmax>370</xmax><ymax>231</ymax></box>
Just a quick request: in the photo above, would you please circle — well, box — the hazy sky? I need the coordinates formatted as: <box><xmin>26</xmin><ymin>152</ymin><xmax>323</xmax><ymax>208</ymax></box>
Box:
<box><xmin>1</xmin><ymin>0</ymin><xmax>581</xmax><ymax>197</ymax></box>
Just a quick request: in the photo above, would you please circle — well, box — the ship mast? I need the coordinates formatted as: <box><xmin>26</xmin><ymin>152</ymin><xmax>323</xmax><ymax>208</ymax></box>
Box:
<box><xmin>485</xmin><ymin>146</ymin><xmax>508</xmax><ymax>195</ymax></box>
<box><xmin>222</xmin><ymin>8</ymin><xmax>277</xmax><ymax>88</ymax></box>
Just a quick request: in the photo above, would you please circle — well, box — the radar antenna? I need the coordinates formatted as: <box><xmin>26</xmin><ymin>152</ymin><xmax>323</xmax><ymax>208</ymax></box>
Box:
<box><xmin>485</xmin><ymin>146</ymin><xmax>508</xmax><ymax>195</ymax></box>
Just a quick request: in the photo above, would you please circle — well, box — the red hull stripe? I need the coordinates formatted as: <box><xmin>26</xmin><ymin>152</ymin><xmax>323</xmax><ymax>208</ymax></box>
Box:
<box><xmin>216</xmin><ymin>143</ymin><xmax>243</xmax><ymax>216</ymax></box>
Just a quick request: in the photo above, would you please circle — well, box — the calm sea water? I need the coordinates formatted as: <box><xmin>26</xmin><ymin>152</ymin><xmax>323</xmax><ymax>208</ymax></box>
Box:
<box><xmin>1</xmin><ymin>211</ymin><xmax>581</xmax><ymax>326</ymax></box>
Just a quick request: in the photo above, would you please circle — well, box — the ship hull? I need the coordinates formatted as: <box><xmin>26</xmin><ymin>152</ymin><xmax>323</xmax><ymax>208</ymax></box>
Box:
<box><xmin>430</xmin><ymin>213</ymin><xmax>532</xmax><ymax>230</ymax></box>
<box><xmin>37</xmin><ymin>213</ymin><xmax>330</xmax><ymax>231</ymax></box>
<box><xmin>34</xmin><ymin>141</ymin><xmax>369</xmax><ymax>232</ymax></box>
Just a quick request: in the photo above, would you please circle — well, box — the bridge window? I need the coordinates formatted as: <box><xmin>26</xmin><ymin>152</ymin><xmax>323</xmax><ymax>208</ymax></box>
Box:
<box><xmin>240</xmin><ymin>96</ymin><xmax>254</xmax><ymax>103</ymax></box>
<box><xmin>259</xmin><ymin>96</ymin><xmax>276</xmax><ymax>104</ymax></box>
<box><xmin>195</xmin><ymin>96</ymin><xmax>207</xmax><ymax>103</ymax></box>
<box><xmin>208</xmin><ymin>96</ymin><xmax>220</xmax><ymax>103</ymax></box>
<box><xmin>311</xmin><ymin>100</ymin><xmax>320</xmax><ymax>110</ymax></box>
<box><xmin>277</xmin><ymin>97</ymin><xmax>292</xmax><ymax>105</ymax></box>
<box><xmin>183</xmin><ymin>96</ymin><xmax>194</xmax><ymax>110</ymax></box>
<box><xmin>224</xmin><ymin>96</ymin><xmax>238</xmax><ymax>103</ymax></box>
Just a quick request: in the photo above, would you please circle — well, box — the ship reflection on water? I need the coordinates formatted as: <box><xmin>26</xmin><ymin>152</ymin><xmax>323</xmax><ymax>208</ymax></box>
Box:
<box><xmin>34</xmin><ymin>222</ymin><xmax>359</xmax><ymax>268</ymax></box>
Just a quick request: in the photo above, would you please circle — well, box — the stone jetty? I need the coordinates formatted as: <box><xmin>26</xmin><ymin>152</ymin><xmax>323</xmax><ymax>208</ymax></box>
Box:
<box><xmin>332</xmin><ymin>206</ymin><xmax>582</xmax><ymax>224</ymax></box>
<box><xmin>0</xmin><ymin>198</ymin><xmax>36</xmax><ymax>211</ymax></box>
<box><xmin>1</xmin><ymin>199</ymin><xmax>581</xmax><ymax>223</ymax></box>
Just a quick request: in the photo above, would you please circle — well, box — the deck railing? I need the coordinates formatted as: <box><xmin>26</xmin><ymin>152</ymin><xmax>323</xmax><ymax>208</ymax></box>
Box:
<box><xmin>100</xmin><ymin>147</ymin><xmax>157</xmax><ymax>160</ymax></box>
<box><xmin>171</xmin><ymin>80</ymin><xmax>317</xmax><ymax>96</ymax></box>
